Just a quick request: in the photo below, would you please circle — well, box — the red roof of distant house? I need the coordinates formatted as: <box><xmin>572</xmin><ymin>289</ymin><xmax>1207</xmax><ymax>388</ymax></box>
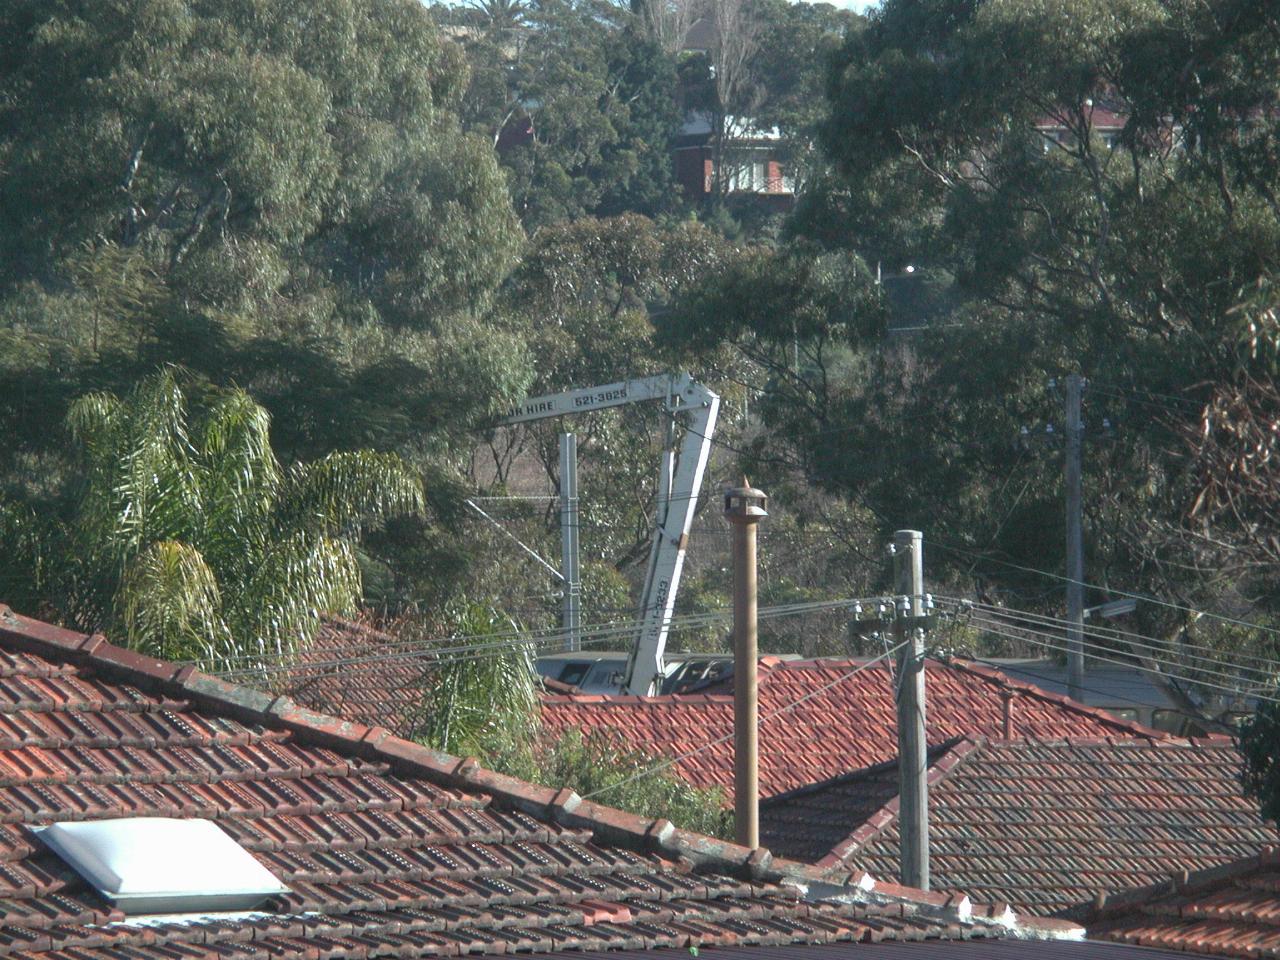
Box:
<box><xmin>539</xmin><ymin>658</ymin><xmax>1163</xmax><ymax>803</ymax></box>
<box><xmin>0</xmin><ymin>604</ymin><xmax>1089</xmax><ymax>958</ymax></box>
<box><xmin>280</xmin><ymin>616</ymin><xmax>432</xmax><ymax>738</ymax></box>
<box><xmin>1089</xmin><ymin>847</ymin><xmax>1280</xmax><ymax>957</ymax></box>
<box><xmin>761</xmin><ymin>736</ymin><xmax>1277</xmax><ymax>918</ymax></box>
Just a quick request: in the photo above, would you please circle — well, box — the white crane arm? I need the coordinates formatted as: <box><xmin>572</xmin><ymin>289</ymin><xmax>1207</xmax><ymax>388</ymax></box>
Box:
<box><xmin>623</xmin><ymin>391</ymin><xmax>719</xmax><ymax>694</ymax></box>
<box><xmin>504</xmin><ymin>373</ymin><xmax>698</xmax><ymax>425</ymax></box>
<box><xmin>501</xmin><ymin>371</ymin><xmax>720</xmax><ymax>696</ymax></box>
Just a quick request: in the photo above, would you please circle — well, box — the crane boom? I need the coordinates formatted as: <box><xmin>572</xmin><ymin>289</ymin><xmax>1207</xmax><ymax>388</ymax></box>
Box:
<box><xmin>502</xmin><ymin>373</ymin><xmax>720</xmax><ymax>695</ymax></box>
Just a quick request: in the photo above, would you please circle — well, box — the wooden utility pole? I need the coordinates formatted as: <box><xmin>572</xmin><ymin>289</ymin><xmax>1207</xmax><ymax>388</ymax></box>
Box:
<box><xmin>893</xmin><ymin>529</ymin><xmax>929</xmax><ymax>890</ymax></box>
<box><xmin>725</xmin><ymin>478</ymin><xmax>767</xmax><ymax>850</ymax></box>
<box><xmin>1065</xmin><ymin>374</ymin><xmax>1085</xmax><ymax>702</ymax></box>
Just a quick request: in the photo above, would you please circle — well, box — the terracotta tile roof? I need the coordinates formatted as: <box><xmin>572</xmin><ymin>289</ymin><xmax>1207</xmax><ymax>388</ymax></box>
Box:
<box><xmin>1089</xmin><ymin>847</ymin><xmax>1280</xmax><ymax>957</ymax></box>
<box><xmin>534</xmin><ymin>940</ymin><xmax>1202</xmax><ymax>960</ymax></box>
<box><xmin>279</xmin><ymin>617</ymin><xmax>431</xmax><ymax>738</ymax></box>
<box><xmin>540</xmin><ymin>658</ymin><xmax>1161</xmax><ymax>803</ymax></box>
<box><xmin>0</xmin><ymin>604</ymin><xmax>1077</xmax><ymax>958</ymax></box>
<box><xmin>761</xmin><ymin>737</ymin><xmax>1278</xmax><ymax>918</ymax></box>
<box><xmin>757</xmin><ymin>746</ymin><xmax>955</xmax><ymax>866</ymax></box>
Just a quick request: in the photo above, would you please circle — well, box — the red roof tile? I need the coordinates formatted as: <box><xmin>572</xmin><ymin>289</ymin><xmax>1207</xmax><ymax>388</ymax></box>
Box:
<box><xmin>0</xmin><ymin>604</ymin><xmax>1069</xmax><ymax>958</ymax></box>
<box><xmin>540</xmin><ymin>659</ymin><xmax>1161</xmax><ymax>803</ymax></box>
<box><xmin>279</xmin><ymin>617</ymin><xmax>432</xmax><ymax>738</ymax></box>
<box><xmin>761</xmin><ymin>737</ymin><xmax>1278</xmax><ymax>918</ymax></box>
<box><xmin>1089</xmin><ymin>847</ymin><xmax>1280</xmax><ymax>957</ymax></box>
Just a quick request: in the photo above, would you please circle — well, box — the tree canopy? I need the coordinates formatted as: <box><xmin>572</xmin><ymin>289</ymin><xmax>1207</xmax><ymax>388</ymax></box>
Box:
<box><xmin>1</xmin><ymin>370</ymin><xmax>425</xmax><ymax>668</ymax></box>
<box><xmin>0</xmin><ymin>0</ymin><xmax>528</xmax><ymax>474</ymax></box>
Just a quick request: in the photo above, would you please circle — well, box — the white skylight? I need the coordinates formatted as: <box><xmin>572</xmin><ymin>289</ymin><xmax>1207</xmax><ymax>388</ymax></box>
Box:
<box><xmin>35</xmin><ymin>817</ymin><xmax>289</xmax><ymax>915</ymax></box>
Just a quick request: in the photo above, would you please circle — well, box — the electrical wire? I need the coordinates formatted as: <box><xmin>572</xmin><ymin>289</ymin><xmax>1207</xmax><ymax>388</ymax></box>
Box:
<box><xmin>944</xmin><ymin>597</ymin><xmax>1280</xmax><ymax>679</ymax></box>
<box><xmin>932</xmin><ymin>596</ymin><xmax>1272</xmax><ymax>687</ymax></box>
<box><xmin>958</xmin><ymin>608</ymin><xmax>1272</xmax><ymax>703</ymax></box>
<box><xmin>210</xmin><ymin>596</ymin><xmax>881</xmax><ymax>678</ymax></box>
<box><xmin>931</xmin><ymin>540</ymin><xmax>1280</xmax><ymax>640</ymax></box>
<box><xmin>955</xmin><ymin>610</ymin><xmax>1280</xmax><ymax>705</ymax></box>
<box><xmin>216</xmin><ymin>594</ymin><xmax>868</xmax><ymax>668</ymax></box>
<box><xmin>579</xmin><ymin>640</ymin><xmax>910</xmax><ymax>800</ymax></box>
<box><xmin>1087</xmin><ymin>381</ymin><xmax>1205</xmax><ymax>411</ymax></box>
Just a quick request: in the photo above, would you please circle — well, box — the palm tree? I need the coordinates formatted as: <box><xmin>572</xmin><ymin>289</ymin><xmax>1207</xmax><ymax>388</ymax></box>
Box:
<box><xmin>470</xmin><ymin>0</ymin><xmax>527</xmax><ymax>34</ymax></box>
<box><xmin>38</xmin><ymin>369</ymin><xmax>424</xmax><ymax>669</ymax></box>
<box><xmin>413</xmin><ymin>603</ymin><xmax>539</xmax><ymax>754</ymax></box>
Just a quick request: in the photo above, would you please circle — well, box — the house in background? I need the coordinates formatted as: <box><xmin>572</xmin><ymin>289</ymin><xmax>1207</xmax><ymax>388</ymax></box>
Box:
<box><xmin>1034</xmin><ymin>98</ymin><xmax>1129</xmax><ymax>152</ymax></box>
<box><xmin>673</xmin><ymin>112</ymin><xmax>795</xmax><ymax>205</ymax></box>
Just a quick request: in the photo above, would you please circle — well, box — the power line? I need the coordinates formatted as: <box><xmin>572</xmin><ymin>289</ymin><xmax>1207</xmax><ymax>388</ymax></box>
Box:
<box><xmin>961</xmin><ymin>612</ymin><xmax>1273</xmax><ymax>697</ymax></box>
<box><xmin>579</xmin><ymin>640</ymin><xmax>910</xmax><ymax>801</ymax></box>
<box><xmin>942</xmin><ymin>596</ymin><xmax>1280</xmax><ymax>678</ymax></box>
<box><xmin>211</xmin><ymin>596</ymin><xmax>880</xmax><ymax>678</ymax></box>
<box><xmin>960</xmin><ymin>609</ymin><xmax>1271</xmax><ymax>702</ymax></box>
<box><xmin>931</xmin><ymin>540</ymin><xmax>1280</xmax><ymax>640</ymax></box>
<box><xmin>937</xmin><ymin>596</ymin><xmax>1277</xmax><ymax>689</ymax></box>
<box><xmin>957</xmin><ymin>609</ymin><xmax>1280</xmax><ymax>705</ymax></box>
<box><xmin>1087</xmin><ymin>381</ymin><xmax>1204</xmax><ymax>411</ymax></box>
<box><xmin>222</xmin><ymin>595</ymin><xmax>865</xmax><ymax>668</ymax></box>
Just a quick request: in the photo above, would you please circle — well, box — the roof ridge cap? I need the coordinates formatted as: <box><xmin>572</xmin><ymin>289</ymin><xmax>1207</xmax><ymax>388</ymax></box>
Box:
<box><xmin>1087</xmin><ymin>848</ymin><xmax>1280</xmax><ymax>921</ymax></box>
<box><xmin>947</xmin><ymin>657</ymin><xmax>1169</xmax><ymax>738</ymax></box>
<box><xmin>0</xmin><ymin>604</ymin><xmax>830</xmax><ymax>888</ymax></box>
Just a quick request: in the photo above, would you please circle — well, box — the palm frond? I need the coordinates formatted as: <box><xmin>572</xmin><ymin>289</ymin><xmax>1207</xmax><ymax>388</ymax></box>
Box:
<box><xmin>69</xmin><ymin>370</ymin><xmax>201</xmax><ymax>564</ymax></box>
<box><xmin>225</xmin><ymin>532</ymin><xmax>362</xmax><ymax>671</ymax></box>
<box><xmin>117</xmin><ymin>540</ymin><xmax>232</xmax><ymax>665</ymax></box>
<box><xmin>0</xmin><ymin>498</ymin><xmax>54</xmax><ymax>616</ymax></box>
<box><xmin>414</xmin><ymin>604</ymin><xmax>538</xmax><ymax>755</ymax></box>
<box><xmin>66</xmin><ymin>392</ymin><xmax>123</xmax><ymax>455</ymax></box>
<box><xmin>278</xmin><ymin>450</ymin><xmax>425</xmax><ymax>538</ymax></box>
<box><xmin>195</xmin><ymin>389</ymin><xmax>282</xmax><ymax>572</ymax></box>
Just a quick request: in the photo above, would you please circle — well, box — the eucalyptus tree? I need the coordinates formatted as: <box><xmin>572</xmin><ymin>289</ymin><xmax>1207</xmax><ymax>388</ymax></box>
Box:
<box><xmin>2</xmin><ymin>371</ymin><xmax>425</xmax><ymax>669</ymax></box>
<box><xmin>455</xmin><ymin>0</ymin><xmax>684</xmax><ymax>227</ymax></box>
<box><xmin>808</xmin><ymin>0</ymin><xmax>1280</xmax><ymax>620</ymax></box>
<box><xmin>0</xmin><ymin>0</ymin><xmax>527</xmax><ymax>488</ymax></box>
<box><xmin>663</xmin><ymin>0</ymin><xmax>1280</xmax><ymax>707</ymax></box>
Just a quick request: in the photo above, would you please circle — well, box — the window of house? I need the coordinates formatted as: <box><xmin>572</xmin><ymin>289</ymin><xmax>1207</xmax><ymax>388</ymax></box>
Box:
<box><xmin>727</xmin><ymin>160</ymin><xmax>768</xmax><ymax>193</ymax></box>
<box><xmin>1151</xmin><ymin>709</ymin><xmax>1191</xmax><ymax>735</ymax></box>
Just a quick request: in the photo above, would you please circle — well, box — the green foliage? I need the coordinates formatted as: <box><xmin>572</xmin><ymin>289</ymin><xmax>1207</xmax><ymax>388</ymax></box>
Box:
<box><xmin>791</xmin><ymin>0</ymin><xmax>1280</xmax><ymax>620</ymax></box>
<box><xmin>659</xmin><ymin>243</ymin><xmax>886</xmax><ymax>479</ymax></box>
<box><xmin>0</xmin><ymin>0</ymin><xmax>527</xmax><ymax>493</ymax></box>
<box><xmin>454</xmin><ymin>0</ymin><xmax>685</xmax><ymax>227</ymax></box>
<box><xmin>487</xmin><ymin>729</ymin><xmax>733</xmax><ymax>839</ymax></box>
<box><xmin>1240</xmin><ymin>700</ymin><xmax>1280</xmax><ymax>823</ymax></box>
<box><xmin>4</xmin><ymin>371</ymin><xmax>425</xmax><ymax>668</ymax></box>
<box><xmin>408</xmin><ymin>602</ymin><xmax>730</xmax><ymax>837</ymax></box>
<box><xmin>414</xmin><ymin>603</ymin><xmax>540</xmax><ymax>756</ymax></box>
<box><xmin>480</xmin><ymin>214</ymin><xmax>733</xmax><ymax>596</ymax></box>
